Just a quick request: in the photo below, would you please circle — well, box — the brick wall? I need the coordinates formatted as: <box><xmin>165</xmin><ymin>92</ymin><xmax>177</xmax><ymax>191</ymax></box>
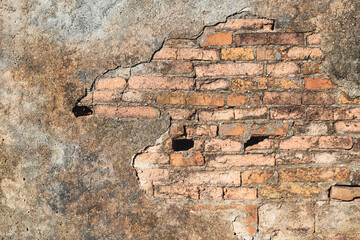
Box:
<box><xmin>79</xmin><ymin>17</ymin><xmax>360</xmax><ymax>239</ymax></box>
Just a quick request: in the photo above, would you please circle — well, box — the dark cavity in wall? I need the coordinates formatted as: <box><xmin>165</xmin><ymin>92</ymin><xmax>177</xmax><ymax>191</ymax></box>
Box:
<box><xmin>244</xmin><ymin>136</ymin><xmax>270</xmax><ymax>150</ymax></box>
<box><xmin>72</xmin><ymin>105</ymin><xmax>93</xmax><ymax>117</ymax></box>
<box><xmin>172</xmin><ymin>139</ymin><xmax>194</xmax><ymax>151</ymax></box>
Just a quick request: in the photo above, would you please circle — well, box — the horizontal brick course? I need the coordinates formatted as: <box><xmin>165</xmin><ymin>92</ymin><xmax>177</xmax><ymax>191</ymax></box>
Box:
<box><xmin>235</xmin><ymin>33</ymin><xmax>304</xmax><ymax>46</ymax></box>
<box><xmin>195</xmin><ymin>63</ymin><xmax>263</xmax><ymax>78</ymax></box>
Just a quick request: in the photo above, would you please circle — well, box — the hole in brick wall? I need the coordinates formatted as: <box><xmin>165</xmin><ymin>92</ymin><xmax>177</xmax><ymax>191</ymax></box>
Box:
<box><xmin>172</xmin><ymin>139</ymin><xmax>194</xmax><ymax>151</ymax></box>
<box><xmin>72</xmin><ymin>105</ymin><xmax>93</xmax><ymax>117</ymax></box>
<box><xmin>244</xmin><ymin>136</ymin><xmax>269</xmax><ymax>149</ymax></box>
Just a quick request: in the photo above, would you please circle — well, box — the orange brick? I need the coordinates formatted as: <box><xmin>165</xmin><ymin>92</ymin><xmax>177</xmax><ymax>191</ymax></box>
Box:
<box><xmin>186</xmin><ymin>93</ymin><xmax>225</xmax><ymax>106</ymax></box>
<box><xmin>198</xmin><ymin>109</ymin><xmax>234</xmax><ymax>121</ymax></box>
<box><xmin>177</xmin><ymin>48</ymin><xmax>219</xmax><ymax>61</ymax></box>
<box><xmin>93</xmin><ymin>91</ymin><xmax>121</xmax><ymax>103</ymax></box>
<box><xmin>185</xmin><ymin>171</ymin><xmax>240</xmax><ymax>185</ymax></box>
<box><xmin>287</xmin><ymin>47</ymin><xmax>324</xmax><ymax>60</ymax></box>
<box><xmin>257</xmin><ymin>47</ymin><xmax>275</xmax><ymax>60</ymax></box>
<box><xmin>116</xmin><ymin>106</ymin><xmax>159</xmax><ymax>119</ymax></box>
<box><xmin>96</xmin><ymin>77</ymin><xmax>127</xmax><ymax>90</ymax></box>
<box><xmin>122</xmin><ymin>90</ymin><xmax>154</xmax><ymax>103</ymax></box>
<box><xmin>304</xmin><ymin>78</ymin><xmax>334</xmax><ymax>90</ymax></box>
<box><xmin>242</xmin><ymin>170</ymin><xmax>275</xmax><ymax>184</ymax></box>
<box><xmin>209</xmin><ymin>154</ymin><xmax>275</xmax><ymax>168</ymax></box>
<box><xmin>263</xmin><ymin>92</ymin><xmax>302</xmax><ymax>105</ymax></box>
<box><xmin>307</xmin><ymin>33</ymin><xmax>321</xmax><ymax>45</ymax></box>
<box><xmin>224</xmin><ymin>187</ymin><xmax>257</xmax><ymax>200</ymax></box>
<box><xmin>95</xmin><ymin>105</ymin><xmax>117</xmax><ymax>117</ymax></box>
<box><xmin>221</xmin><ymin>48</ymin><xmax>254</xmax><ymax>61</ymax></box>
<box><xmin>339</xmin><ymin>92</ymin><xmax>360</xmax><ymax>104</ymax></box>
<box><xmin>153</xmin><ymin>47</ymin><xmax>177</xmax><ymax>59</ymax></box>
<box><xmin>170</xmin><ymin>152</ymin><xmax>204</xmax><ymax>167</ymax></box>
<box><xmin>278</xmin><ymin>167</ymin><xmax>350</xmax><ymax>183</ymax></box>
<box><xmin>200</xmin><ymin>32</ymin><xmax>233</xmax><ymax>47</ymax></box>
<box><xmin>302</xmin><ymin>92</ymin><xmax>335</xmax><ymax>105</ymax></box>
<box><xmin>200</xmin><ymin>187</ymin><xmax>223</xmax><ymax>200</ymax></box>
<box><xmin>205</xmin><ymin>139</ymin><xmax>242</xmax><ymax>152</ymax></box>
<box><xmin>169</xmin><ymin>123</ymin><xmax>184</xmax><ymax>136</ymax></box>
<box><xmin>231</xmin><ymin>77</ymin><xmax>301</xmax><ymax>91</ymax></box>
<box><xmin>334</xmin><ymin>121</ymin><xmax>360</xmax><ymax>134</ymax></box>
<box><xmin>235</xmin><ymin>33</ymin><xmax>304</xmax><ymax>46</ymax></box>
<box><xmin>195</xmin><ymin>63</ymin><xmax>263</xmax><ymax>78</ymax></box>
<box><xmin>302</xmin><ymin>62</ymin><xmax>321</xmax><ymax>75</ymax></box>
<box><xmin>330</xmin><ymin>186</ymin><xmax>360</xmax><ymax>201</ymax></box>
<box><xmin>133</xmin><ymin>152</ymin><xmax>169</xmax><ymax>168</ymax></box>
<box><xmin>128</xmin><ymin>76</ymin><xmax>194</xmax><ymax>90</ymax></box>
<box><xmin>227</xmin><ymin>93</ymin><xmax>261</xmax><ymax>106</ymax></box>
<box><xmin>167</xmin><ymin>108</ymin><xmax>195</xmax><ymax>120</ymax></box>
<box><xmin>219</xmin><ymin>123</ymin><xmax>246</xmax><ymax>136</ymax></box>
<box><xmin>267</xmin><ymin>62</ymin><xmax>300</xmax><ymax>75</ymax></box>
<box><xmin>270</xmin><ymin>107</ymin><xmax>305</xmax><ymax>119</ymax></box>
<box><xmin>154</xmin><ymin>185</ymin><xmax>199</xmax><ymax>199</ymax></box>
<box><xmin>186</xmin><ymin>125</ymin><xmax>217</xmax><ymax>137</ymax></box>
<box><xmin>136</xmin><ymin>168</ymin><xmax>170</xmax><ymax>182</ymax></box>
<box><xmin>156</xmin><ymin>92</ymin><xmax>186</xmax><ymax>105</ymax></box>
<box><xmin>280</xmin><ymin>136</ymin><xmax>319</xmax><ymax>149</ymax></box>
<box><xmin>251</xmin><ymin>122</ymin><xmax>289</xmax><ymax>135</ymax></box>
<box><xmin>234</xmin><ymin>108</ymin><xmax>268</xmax><ymax>120</ymax></box>
<box><xmin>215</xmin><ymin>18</ymin><xmax>274</xmax><ymax>31</ymax></box>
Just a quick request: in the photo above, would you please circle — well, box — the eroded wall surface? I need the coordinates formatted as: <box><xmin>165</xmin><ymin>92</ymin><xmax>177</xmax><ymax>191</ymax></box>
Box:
<box><xmin>0</xmin><ymin>0</ymin><xmax>359</xmax><ymax>239</ymax></box>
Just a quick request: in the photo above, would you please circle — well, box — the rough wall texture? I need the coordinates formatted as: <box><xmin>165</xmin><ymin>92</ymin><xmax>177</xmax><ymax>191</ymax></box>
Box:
<box><xmin>0</xmin><ymin>0</ymin><xmax>359</xmax><ymax>239</ymax></box>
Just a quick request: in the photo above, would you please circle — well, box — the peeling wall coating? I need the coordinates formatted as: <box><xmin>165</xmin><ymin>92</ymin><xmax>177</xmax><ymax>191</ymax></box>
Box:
<box><xmin>0</xmin><ymin>0</ymin><xmax>359</xmax><ymax>239</ymax></box>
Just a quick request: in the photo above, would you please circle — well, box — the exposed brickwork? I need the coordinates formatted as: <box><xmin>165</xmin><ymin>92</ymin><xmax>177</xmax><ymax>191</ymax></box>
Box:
<box><xmin>79</xmin><ymin>17</ymin><xmax>360</xmax><ymax>239</ymax></box>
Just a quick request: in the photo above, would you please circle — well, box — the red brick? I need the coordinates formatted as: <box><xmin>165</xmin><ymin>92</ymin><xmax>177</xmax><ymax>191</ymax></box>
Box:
<box><xmin>167</xmin><ymin>108</ymin><xmax>195</xmax><ymax>120</ymax></box>
<box><xmin>177</xmin><ymin>48</ymin><xmax>219</xmax><ymax>61</ymax></box>
<box><xmin>263</xmin><ymin>92</ymin><xmax>302</xmax><ymax>105</ymax></box>
<box><xmin>235</xmin><ymin>33</ymin><xmax>304</xmax><ymax>46</ymax></box>
<box><xmin>334</xmin><ymin>121</ymin><xmax>360</xmax><ymax>134</ymax></box>
<box><xmin>307</xmin><ymin>107</ymin><xmax>334</xmax><ymax>120</ymax></box>
<box><xmin>96</xmin><ymin>77</ymin><xmax>127</xmax><ymax>90</ymax></box>
<box><xmin>227</xmin><ymin>93</ymin><xmax>261</xmax><ymax>106</ymax></box>
<box><xmin>267</xmin><ymin>62</ymin><xmax>300</xmax><ymax>75</ymax></box>
<box><xmin>219</xmin><ymin>123</ymin><xmax>246</xmax><ymax>136</ymax></box>
<box><xmin>196</xmin><ymin>79</ymin><xmax>230</xmax><ymax>91</ymax></box>
<box><xmin>136</xmin><ymin>168</ymin><xmax>170</xmax><ymax>182</ymax></box>
<box><xmin>278</xmin><ymin>167</ymin><xmax>350</xmax><ymax>183</ymax></box>
<box><xmin>221</xmin><ymin>48</ymin><xmax>255</xmax><ymax>61</ymax></box>
<box><xmin>334</xmin><ymin>107</ymin><xmax>360</xmax><ymax>120</ymax></box>
<box><xmin>318</xmin><ymin>136</ymin><xmax>353</xmax><ymax>149</ymax></box>
<box><xmin>270</xmin><ymin>107</ymin><xmax>305</xmax><ymax>119</ymax></box>
<box><xmin>257</xmin><ymin>47</ymin><xmax>275</xmax><ymax>60</ymax></box>
<box><xmin>186</xmin><ymin>125</ymin><xmax>217</xmax><ymax>137</ymax></box>
<box><xmin>93</xmin><ymin>91</ymin><xmax>121</xmax><ymax>103</ymax></box>
<box><xmin>128</xmin><ymin>76</ymin><xmax>194</xmax><ymax>90</ymax></box>
<box><xmin>302</xmin><ymin>62</ymin><xmax>321</xmax><ymax>75</ymax></box>
<box><xmin>153</xmin><ymin>47</ymin><xmax>177</xmax><ymax>60</ymax></box>
<box><xmin>170</xmin><ymin>152</ymin><xmax>204</xmax><ymax>167</ymax></box>
<box><xmin>195</xmin><ymin>63</ymin><xmax>263</xmax><ymax>78</ymax></box>
<box><xmin>200</xmin><ymin>32</ymin><xmax>233</xmax><ymax>47</ymax></box>
<box><xmin>304</xmin><ymin>78</ymin><xmax>334</xmax><ymax>90</ymax></box>
<box><xmin>154</xmin><ymin>185</ymin><xmax>199</xmax><ymax>199</ymax></box>
<box><xmin>156</xmin><ymin>92</ymin><xmax>186</xmax><ymax>105</ymax></box>
<box><xmin>242</xmin><ymin>170</ymin><xmax>275</xmax><ymax>184</ymax></box>
<box><xmin>287</xmin><ymin>47</ymin><xmax>324</xmax><ymax>60</ymax></box>
<box><xmin>209</xmin><ymin>154</ymin><xmax>275</xmax><ymax>168</ymax></box>
<box><xmin>302</xmin><ymin>92</ymin><xmax>335</xmax><ymax>105</ymax></box>
<box><xmin>224</xmin><ymin>187</ymin><xmax>257</xmax><ymax>200</ymax></box>
<box><xmin>234</xmin><ymin>108</ymin><xmax>268</xmax><ymax>120</ymax></box>
<box><xmin>251</xmin><ymin>122</ymin><xmax>289</xmax><ymax>135</ymax></box>
<box><xmin>133</xmin><ymin>152</ymin><xmax>169</xmax><ymax>168</ymax></box>
<box><xmin>330</xmin><ymin>186</ymin><xmax>360</xmax><ymax>201</ymax></box>
<box><xmin>185</xmin><ymin>171</ymin><xmax>240</xmax><ymax>185</ymax></box>
<box><xmin>95</xmin><ymin>106</ymin><xmax>159</xmax><ymax>119</ymax></box>
<box><xmin>198</xmin><ymin>109</ymin><xmax>234</xmax><ymax>121</ymax></box>
<box><xmin>186</xmin><ymin>93</ymin><xmax>225</xmax><ymax>106</ymax></box>
<box><xmin>307</xmin><ymin>33</ymin><xmax>321</xmax><ymax>45</ymax></box>
<box><xmin>215</xmin><ymin>18</ymin><xmax>274</xmax><ymax>31</ymax></box>
<box><xmin>205</xmin><ymin>139</ymin><xmax>242</xmax><ymax>152</ymax></box>
<box><xmin>280</xmin><ymin>136</ymin><xmax>319</xmax><ymax>149</ymax></box>
<box><xmin>200</xmin><ymin>187</ymin><xmax>223</xmax><ymax>200</ymax></box>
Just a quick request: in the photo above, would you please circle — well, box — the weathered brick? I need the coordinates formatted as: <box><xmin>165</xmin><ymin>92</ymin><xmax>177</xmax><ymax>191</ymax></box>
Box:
<box><xmin>199</xmin><ymin>187</ymin><xmax>223</xmax><ymax>200</ymax></box>
<box><xmin>221</xmin><ymin>48</ymin><xmax>255</xmax><ymax>61</ymax></box>
<box><xmin>257</xmin><ymin>47</ymin><xmax>275</xmax><ymax>60</ymax></box>
<box><xmin>186</xmin><ymin>93</ymin><xmax>225</xmax><ymax>106</ymax></box>
<box><xmin>251</xmin><ymin>122</ymin><xmax>289</xmax><ymax>135</ymax></box>
<box><xmin>259</xmin><ymin>184</ymin><xmax>324</xmax><ymax>199</ymax></box>
<box><xmin>195</xmin><ymin>63</ymin><xmax>263</xmax><ymax>78</ymax></box>
<box><xmin>224</xmin><ymin>187</ymin><xmax>257</xmax><ymax>200</ymax></box>
<box><xmin>334</xmin><ymin>121</ymin><xmax>360</xmax><ymax>134</ymax></box>
<box><xmin>205</xmin><ymin>139</ymin><xmax>242</xmax><ymax>152</ymax></box>
<box><xmin>234</xmin><ymin>108</ymin><xmax>268</xmax><ymax>120</ymax></box>
<box><xmin>233</xmin><ymin>205</ymin><xmax>258</xmax><ymax>237</ymax></box>
<box><xmin>219</xmin><ymin>123</ymin><xmax>246</xmax><ymax>136</ymax></box>
<box><xmin>293</xmin><ymin>121</ymin><xmax>329</xmax><ymax>135</ymax></box>
<box><xmin>156</xmin><ymin>92</ymin><xmax>186</xmax><ymax>105</ymax></box>
<box><xmin>96</xmin><ymin>106</ymin><xmax>159</xmax><ymax>119</ymax></box>
<box><xmin>330</xmin><ymin>186</ymin><xmax>360</xmax><ymax>201</ymax></box>
<box><xmin>267</xmin><ymin>62</ymin><xmax>300</xmax><ymax>75</ymax></box>
<box><xmin>185</xmin><ymin>171</ymin><xmax>240</xmax><ymax>185</ymax></box>
<box><xmin>215</xmin><ymin>18</ymin><xmax>274</xmax><ymax>31</ymax></box>
<box><xmin>209</xmin><ymin>154</ymin><xmax>275</xmax><ymax>168</ymax></box>
<box><xmin>338</xmin><ymin>92</ymin><xmax>360</xmax><ymax>104</ymax></box>
<box><xmin>93</xmin><ymin>91</ymin><xmax>122</xmax><ymax>103</ymax></box>
<box><xmin>154</xmin><ymin>185</ymin><xmax>199</xmax><ymax>199</ymax></box>
<box><xmin>302</xmin><ymin>62</ymin><xmax>321</xmax><ymax>75</ymax></box>
<box><xmin>198</xmin><ymin>109</ymin><xmax>234</xmax><ymax>121</ymax></box>
<box><xmin>164</xmin><ymin>39</ymin><xmax>197</xmax><ymax>48</ymax></box>
<box><xmin>242</xmin><ymin>170</ymin><xmax>275</xmax><ymax>184</ymax></box>
<box><xmin>153</xmin><ymin>47</ymin><xmax>177</xmax><ymax>60</ymax></box>
<box><xmin>304</xmin><ymin>78</ymin><xmax>334</xmax><ymax>90</ymax></box>
<box><xmin>132</xmin><ymin>60</ymin><xmax>193</xmax><ymax>76</ymax></box>
<box><xmin>278</xmin><ymin>167</ymin><xmax>350</xmax><ymax>182</ymax></box>
<box><xmin>334</xmin><ymin>107</ymin><xmax>360</xmax><ymax>120</ymax></box>
<box><xmin>186</xmin><ymin>125</ymin><xmax>217</xmax><ymax>137</ymax></box>
<box><xmin>235</xmin><ymin>33</ymin><xmax>304</xmax><ymax>46</ymax></box>
<box><xmin>227</xmin><ymin>93</ymin><xmax>261</xmax><ymax>106</ymax></box>
<box><xmin>122</xmin><ymin>90</ymin><xmax>154</xmax><ymax>103</ymax></box>
<box><xmin>128</xmin><ymin>76</ymin><xmax>194</xmax><ymax>90</ymax></box>
<box><xmin>170</xmin><ymin>152</ymin><xmax>204</xmax><ymax>167</ymax></box>
<box><xmin>270</xmin><ymin>106</ymin><xmax>305</xmax><ymax>119</ymax></box>
<box><xmin>136</xmin><ymin>168</ymin><xmax>170</xmax><ymax>182</ymax></box>
<box><xmin>280</xmin><ymin>136</ymin><xmax>319</xmax><ymax>149</ymax></box>
<box><xmin>263</xmin><ymin>92</ymin><xmax>302</xmax><ymax>105</ymax></box>
<box><xmin>287</xmin><ymin>47</ymin><xmax>324</xmax><ymax>60</ymax></box>
<box><xmin>169</xmin><ymin>123</ymin><xmax>184</xmax><ymax>136</ymax></box>
<box><xmin>196</xmin><ymin>79</ymin><xmax>230</xmax><ymax>91</ymax></box>
<box><xmin>307</xmin><ymin>107</ymin><xmax>334</xmax><ymax>120</ymax></box>
<box><xmin>302</xmin><ymin>92</ymin><xmax>335</xmax><ymax>105</ymax></box>
<box><xmin>96</xmin><ymin>77</ymin><xmax>127</xmax><ymax>90</ymax></box>
<box><xmin>231</xmin><ymin>77</ymin><xmax>301</xmax><ymax>91</ymax></box>
<box><xmin>318</xmin><ymin>136</ymin><xmax>353</xmax><ymax>149</ymax></box>
<box><xmin>200</xmin><ymin>32</ymin><xmax>233</xmax><ymax>47</ymax></box>
<box><xmin>95</xmin><ymin>105</ymin><xmax>117</xmax><ymax>117</ymax></box>
<box><xmin>245</xmin><ymin>138</ymin><xmax>279</xmax><ymax>151</ymax></box>
<box><xmin>307</xmin><ymin>33</ymin><xmax>321</xmax><ymax>45</ymax></box>
<box><xmin>133</xmin><ymin>152</ymin><xmax>169</xmax><ymax>168</ymax></box>
<box><xmin>166</xmin><ymin>108</ymin><xmax>195</xmax><ymax>120</ymax></box>
<box><xmin>177</xmin><ymin>48</ymin><xmax>219</xmax><ymax>61</ymax></box>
